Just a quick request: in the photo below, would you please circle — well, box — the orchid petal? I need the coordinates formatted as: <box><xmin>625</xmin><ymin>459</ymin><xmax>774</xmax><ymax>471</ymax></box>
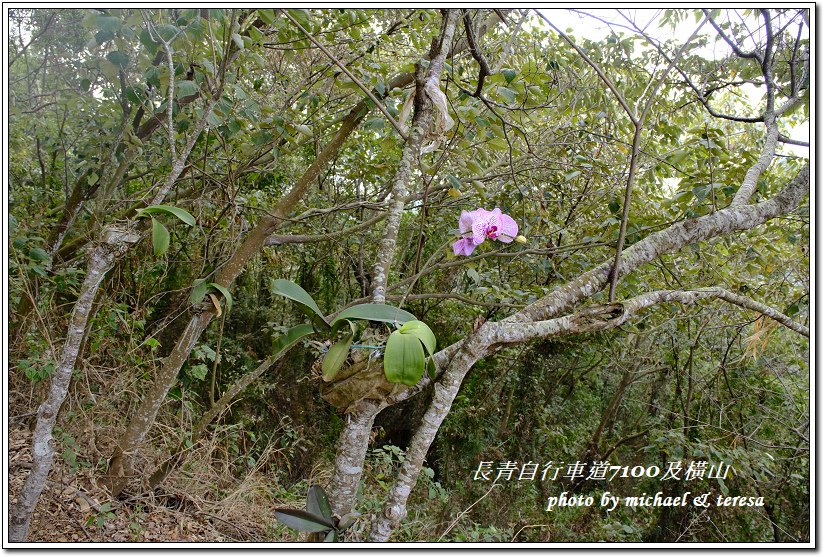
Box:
<box><xmin>458</xmin><ymin>210</ymin><xmax>475</xmax><ymax>234</ymax></box>
<box><xmin>471</xmin><ymin>208</ymin><xmax>493</xmax><ymax>244</ymax></box>
<box><xmin>452</xmin><ymin>238</ymin><xmax>476</xmax><ymax>256</ymax></box>
<box><xmin>496</xmin><ymin>211</ymin><xmax>519</xmax><ymax>243</ymax></box>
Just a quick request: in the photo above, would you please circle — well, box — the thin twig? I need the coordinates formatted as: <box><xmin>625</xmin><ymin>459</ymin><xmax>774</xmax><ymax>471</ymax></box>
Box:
<box><xmin>282</xmin><ymin>10</ymin><xmax>408</xmax><ymax>140</ymax></box>
<box><xmin>438</xmin><ymin>482</ymin><xmax>500</xmax><ymax>541</ymax></box>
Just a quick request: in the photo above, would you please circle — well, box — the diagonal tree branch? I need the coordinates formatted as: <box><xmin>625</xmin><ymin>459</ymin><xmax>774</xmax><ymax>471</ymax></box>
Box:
<box><xmin>367</xmin><ymin>163</ymin><xmax>809</xmax><ymax>541</ymax></box>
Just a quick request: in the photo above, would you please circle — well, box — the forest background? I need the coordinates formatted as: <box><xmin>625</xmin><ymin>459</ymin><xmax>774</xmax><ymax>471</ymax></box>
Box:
<box><xmin>4</xmin><ymin>7</ymin><xmax>811</xmax><ymax>544</ymax></box>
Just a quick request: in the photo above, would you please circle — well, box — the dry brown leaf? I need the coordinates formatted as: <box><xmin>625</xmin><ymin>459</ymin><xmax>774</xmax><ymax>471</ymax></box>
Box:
<box><xmin>208</xmin><ymin>292</ymin><xmax>222</xmax><ymax>317</ymax></box>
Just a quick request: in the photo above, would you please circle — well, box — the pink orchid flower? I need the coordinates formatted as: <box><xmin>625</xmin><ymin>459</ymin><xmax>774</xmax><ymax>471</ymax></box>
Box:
<box><xmin>452</xmin><ymin>207</ymin><xmax>518</xmax><ymax>256</ymax></box>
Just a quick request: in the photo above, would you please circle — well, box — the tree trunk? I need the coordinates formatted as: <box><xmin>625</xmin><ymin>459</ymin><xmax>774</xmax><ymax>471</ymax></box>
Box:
<box><xmin>9</xmin><ymin>227</ymin><xmax>138</xmax><ymax>542</ymax></box>
<box><xmin>325</xmin><ymin>8</ymin><xmax>459</xmax><ymax>517</ymax></box>
<box><xmin>369</xmin><ymin>329</ymin><xmax>487</xmax><ymax>541</ymax></box>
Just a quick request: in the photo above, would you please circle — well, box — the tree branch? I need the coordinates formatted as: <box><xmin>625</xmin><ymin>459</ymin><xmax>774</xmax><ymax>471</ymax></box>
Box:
<box><xmin>283</xmin><ymin>10</ymin><xmax>408</xmax><ymax>141</ymax></box>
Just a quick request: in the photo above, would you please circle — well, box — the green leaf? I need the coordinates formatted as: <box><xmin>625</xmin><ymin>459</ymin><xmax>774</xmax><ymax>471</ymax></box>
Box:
<box><xmin>718</xmin><ymin>477</ymin><xmax>729</xmax><ymax>496</ymax></box>
<box><xmin>323</xmin><ymin>530</ymin><xmax>338</xmax><ymax>542</ymax></box>
<box><xmin>154</xmin><ymin>23</ymin><xmax>179</xmax><ymax>42</ymax></box>
<box><xmin>247</xmin><ymin>26</ymin><xmax>263</xmax><ymax>43</ymax></box>
<box><xmin>501</xmin><ymin>68</ymin><xmax>517</xmax><ymax>83</ymax></box>
<box><xmin>80</xmin><ymin>78</ymin><xmax>91</xmax><ymax>92</ymax></box>
<box><xmin>189</xmin><ymin>363</ymin><xmax>209</xmax><ymax>381</ymax></box>
<box><xmin>231</xmin><ymin>32</ymin><xmax>245</xmax><ymax>50</ymax></box>
<box><xmin>95</xmin><ymin>15</ymin><xmax>121</xmax><ymax>33</ymax></box>
<box><xmin>331</xmin><ymin>304</ymin><xmax>416</xmax><ymax>327</ymax></box>
<box><xmin>209</xmin><ymin>283</ymin><xmax>233</xmax><ymax>313</ymax></box>
<box><xmin>287</xmin><ymin>9</ymin><xmax>312</xmax><ymax>30</ymax></box>
<box><xmin>137</xmin><ymin>205</ymin><xmax>196</xmax><ymax>226</ymax></box>
<box><xmin>190</xmin><ymin>279</ymin><xmax>210</xmax><ymax>305</ymax></box>
<box><xmin>274</xmin><ymin>508</ymin><xmax>334</xmax><ymax>533</ymax></box>
<box><xmin>322</xmin><ymin>321</ymin><xmax>355</xmax><ymax>382</ymax></box>
<box><xmin>151</xmin><ymin>218</ymin><xmax>170</xmax><ymax>256</ymax></box>
<box><xmin>176</xmin><ymin>80</ymin><xmax>199</xmax><ymax>99</ymax></box>
<box><xmin>271</xmin><ymin>279</ymin><xmax>328</xmax><ymax>326</ymax></box>
<box><xmin>398</xmin><ymin>320</ymin><xmax>436</xmax><ymax>355</ymax></box>
<box><xmin>28</xmin><ymin>247</ymin><xmax>51</xmax><ymax>262</ymax></box>
<box><xmin>306</xmin><ymin>486</ymin><xmax>333</xmax><ymax>522</ymax></box>
<box><xmin>94</xmin><ymin>30</ymin><xmax>114</xmax><ymax>45</ymax></box>
<box><xmin>498</xmin><ymin>86</ymin><xmax>517</xmax><ymax>104</ymax></box>
<box><xmin>258</xmin><ymin>9</ymin><xmax>276</xmax><ymax>25</ymax></box>
<box><xmin>337</xmin><ymin>511</ymin><xmax>360</xmax><ymax>531</ymax></box>
<box><xmin>272</xmin><ymin>324</ymin><xmax>315</xmax><ymax>355</ymax></box>
<box><xmin>106</xmin><ymin>51</ymin><xmax>130</xmax><ymax>69</ymax></box>
<box><xmin>384</xmin><ymin>330</ymin><xmax>425</xmax><ymax>386</ymax></box>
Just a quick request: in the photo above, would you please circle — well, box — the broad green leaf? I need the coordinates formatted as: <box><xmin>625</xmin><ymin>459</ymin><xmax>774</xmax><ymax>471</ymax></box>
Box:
<box><xmin>154</xmin><ymin>23</ymin><xmax>179</xmax><ymax>42</ymax></box>
<box><xmin>209</xmin><ymin>283</ymin><xmax>233</xmax><ymax>313</ymax></box>
<box><xmin>466</xmin><ymin>159</ymin><xmax>484</xmax><ymax>174</ymax></box>
<box><xmin>247</xmin><ymin>26</ymin><xmax>263</xmax><ymax>43</ymax></box>
<box><xmin>332</xmin><ymin>303</ymin><xmax>416</xmax><ymax>327</ymax></box>
<box><xmin>258</xmin><ymin>9</ymin><xmax>276</xmax><ymax>25</ymax></box>
<box><xmin>498</xmin><ymin>86</ymin><xmax>517</xmax><ymax>104</ymax></box>
<box><xmin>272</xmin><ymin>324</ymin><xmax>314</xmax><ymax>355</ymax></box>
<box><xmin>231</xmin><ymin>32</ymin><xmax>244</xmax><ymax>50</ymax></box>
<box><xmin>28</xmin><ymin>247</ymin><xmax>51</xmax><ymax>262</ymax></box>
<box><xmin>106</xmin><ymin>51</ymin><xmax>129</xmax><ymax>69</ymax></box>
<box><xmin>138</xmin><ymin>205</ymin><xmax>196</xmax><ymax>226</ymax></box>
<box><xmin>189</xmin><ymin>363</ymin><xmax>209</xmax><ymax>381</ymax></box>
<box><xmin>151</xmin><ymin>218</ymin><xmax>170</xmax><ymax>256</ymax></box>
<box><xmin>94</xmin><ymin>30</ymin><xmax>114</xmax><ymax>45</ymax></box>
<box><xmin>95</xmin><ymin>15</ymin><xmax>121</xmax><ymax>33</ymax></box>
<box><xmin>501</xmin><ymin>68</ymin><xmax>517</xmax><ymax>83</ymax></box>
<box><xmin>337</xmin><ymin>511</ymin><xmax>360</xmax><ymax>530</ymax></box>
<box><xmin>190</xmin><ymin>279</ymin><xmax>210</xmax><ymax>305</ymax></box>
<box><xmin>274</xmin><ymin>508</ymin><xmax>334</xmax><ymax>533</ymax></box>
<box><xmin>271</xmin><ymin>279</ymin><xmax>328</xmax><ymax>325</ymax></box>
<box><xmin>322</xmin><ymin>321</ymin><xmax>355</xmax><ymax>382</ymax></box>
<box><xmin>176</xmin><ymin>80</ymin><xmax>199</xmax><ymax>99</ymax></box>
<box><xmin>398</xmin><ymin>320</ymin><xmax>436</xmax><ymax>355</ymax></box>
<box><xmin>384</xmin><ymin>330</ymin><xmax>425</xmax><ymax>386</ymax></box>
<box><xmin>306</xmin><ymin>485</ymin><xmax>333</xmax><ymax>521</ymax></box>
<box><xmin>324</xmin><ymin>530</ymin><xmax>338</xmax><ymax>542</ymax></box>
<box><xmin>287</xmin><ymin>9</ymin><xmax>312</xmax><ymax>30</ymax></box>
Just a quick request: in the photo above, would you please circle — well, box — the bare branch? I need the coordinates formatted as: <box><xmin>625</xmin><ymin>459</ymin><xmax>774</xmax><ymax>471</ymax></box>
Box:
<box><xmin>608</xmin><ymin>16</ymin><xmax>707</xmax><ymax>301</ymax></box>
<box><xmin>703</xmin><ymin>9</ymin><xmax>763</xmax><ymax>62</ymax></box>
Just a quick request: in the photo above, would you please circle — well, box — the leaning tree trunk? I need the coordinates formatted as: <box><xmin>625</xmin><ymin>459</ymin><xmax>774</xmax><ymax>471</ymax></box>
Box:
<box><xmin>8</xmin><ymin>37</ymin><xmax>225</xmax><ymax>537</ymax></box>
<box><xmin>8</xmin><ymin>227</ymin><xmax>137</xmax><ymax>542</ymax></box>
<box><xmin>104</xmin><ymin>82</ymin><xmax>374</xmax><ymax>497</ymax></box>
<box><xmin>326</xmin><ymin>8</ymin><xmax>459</xmax><ymax>517</ymax></box>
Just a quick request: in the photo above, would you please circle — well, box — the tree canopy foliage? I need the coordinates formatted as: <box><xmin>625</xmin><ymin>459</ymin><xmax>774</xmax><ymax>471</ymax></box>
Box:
<box><xmin>7</xmin><ymin>8</ymin><xmax>810</xmax><ymax>544</ymax></box>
